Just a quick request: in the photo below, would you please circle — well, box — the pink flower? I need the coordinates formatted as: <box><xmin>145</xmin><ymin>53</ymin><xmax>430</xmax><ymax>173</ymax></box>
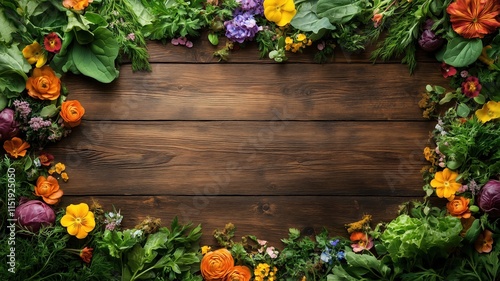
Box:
<box><xmin>441</xmin><ymin>62</ymin><xmax>457</xmax><ymax>78</ymax></box>
<box><xmin>266</xmin><ymin>246</ymin><xmax>278</xmax><ymax>258</ymax></box>
<box><xmin>350</xmin><ymin>232</ymin><xmax>374</xmax><ymax>252</ymax></box>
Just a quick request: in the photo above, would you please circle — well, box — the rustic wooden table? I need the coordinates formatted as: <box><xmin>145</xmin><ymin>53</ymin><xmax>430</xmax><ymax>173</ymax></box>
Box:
<box><xmin>50</xmin><ymin>38</ymin><xmax>447</xmax><ymax>245</ymax></box>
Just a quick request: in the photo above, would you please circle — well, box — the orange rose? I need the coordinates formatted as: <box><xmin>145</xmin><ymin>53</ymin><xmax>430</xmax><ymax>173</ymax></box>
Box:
<box><xmin>224</xmin><ymin>265</ymin><xmax>251</xmax><ymax>281</ymax></box>
<box><xmin>201</xmin><ymin>248</ymin><xmax>234</xmax><ymax>281</ymax></box>
<box><xmin>62</xmin><ymin>0</ymin><xmax>93</xmax><ymax>10</ymax></box>
<box><xmin>446</xmin><ymin>196</ymin><xmax>471</xmax><ymax>219</ymax></box>
<box><xmin>60</xmin><ymin>100</ymin><xmax>85</xmax><ymax>127</ymax></box>
<box><xmin>34</xmin><ymin>175</ymin><xmax>63</xmax><ymax>205</ymax></box>
<box><xmin>26</xmin><ymin>65</ymin><xmax>61</xmax><ymax>100</ymax></box>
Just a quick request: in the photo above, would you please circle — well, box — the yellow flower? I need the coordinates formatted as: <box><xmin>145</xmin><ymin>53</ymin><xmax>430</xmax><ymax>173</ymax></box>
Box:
<box><xmin>61</xmin><ymin>172</ymin><xmax>69</xmax><ymax>182</ymax></box>
<box><xmin>430</xmin><ymin>168</ymin><xmax>461</xmax><ymax>200</ymax></box>
<box><xmin>264</xmin><ymin>0</ymin><xmax>297</xmax><ymax>26</ymax></box>
<box><xmin>285</xmin><ymin>36</ymin><xmax>293</xmax><ymax>44</ymax></box>
<box><xmin>55</xmin><ymin>162</ymin><xmax>66</xmax><ymax>174</ymax></box>
<box><xmin>475</xmin><ymin>101</ymin><xmax>500</xmax><ymax>123</ymax></box>
<box><xmin>60</xmin><ymin>203</ymin><xmax>96</xmax><ymax>239</ymax></box>
<box><xmin>296</xmin><ymin>33</ymin><xmax>306</xmax><ymax>42</ymax></box>
<box><xmin>201</xmin><ymin>245</ymin><xmax>211</xmax><ymax>255</ymax></box>
<box><xmin>22</xmin><ymin>42</ymin><xmax>47</xmax><ymax>68</ymax></box>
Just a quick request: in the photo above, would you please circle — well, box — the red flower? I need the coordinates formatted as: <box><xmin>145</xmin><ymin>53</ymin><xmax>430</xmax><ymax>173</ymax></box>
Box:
<box><xmin>80</xmin><ymin>247</ymin><xmax>93</xmax><ymax>263</ymax></box>
<box><xmin>441</xmin><ymin>62</ymin><xmax>457</xmax><ymax>78</ymax></box>
<box><xmin>446</xmin><ymin>0</ymin><xmax>500</xmax><ymax>39</ymax></box>
<box><xmin>44</xmin><ymin>32</ymin><xmax>62</xmax><ymax>53</ymax></box>
<box><xmin>461</xmin><ymin>76</ymin><xmax>482</xmax><ymax>98</ymax></box>
<box><xmin>38</xmin><ymin>152</ymin><xmax>54</xmax><ymax>166</ymax></box>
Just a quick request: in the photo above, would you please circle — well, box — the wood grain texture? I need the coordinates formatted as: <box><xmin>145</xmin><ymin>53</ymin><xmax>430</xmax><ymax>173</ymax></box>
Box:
<box><xmin>61</xmin><ymin>195</ymin><xmax>427</xmax><ymax>246</ymax></box>
<box><xmin>48</xmin><ymin>121</ymin><xmax>433</xmax><ymax>197</ymax></box>
<box><xmin>142</xmin><ymin>37</ymin><xmax>438</xmax><ymax>64</ymax></box>
<box><xmin>55</xmin><ymin>38</ymin><xmax>444</xmax><ymax>244</ymax></box>
<box><xmin>63</xmin><ymin>63</ymin><xmax>446</xmax><ymax>121</ymax></box>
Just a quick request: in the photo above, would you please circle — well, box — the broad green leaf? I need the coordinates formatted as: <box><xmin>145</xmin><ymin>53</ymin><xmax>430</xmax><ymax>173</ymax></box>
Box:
<box><xmin>317</xmin><ymin>0</ymin><xmax>363</xmax><ymax>24</ymax></box>
<box><xmin>72</xmin><ymin>27</ymin><xmax>119</xmax><ymax>83</ymax></box>
<box><xmin>0</xmin><ymin>8</ymin><xmax>16</xmax><ymax>43</ymax></box>
<box><xmin>127</xmin><ymin>244</ymin><xmax>146</xmax><ymax>274</ymax></box>
<box><xmin>291</xmin><ymin>2</ymin><xmax>335</xmax><ymax>33</ymax></box>
<box><xmin>40</xmin><ymin>104</ymin><xmax>58</xmax><ymax>118</ymax></box>
<box><xmin>83</xmin><ymin>12</ymin><xmax>108</xmax><ymax>27</ymax></box>
<box><xmin>127</xmin><ymin>0</ymin><xmax>155</xmax><ymax>26</ymax></box>
<box><xmin>143</xmin><ymin>232</ymin><xmax>169</xmax><ymax>262</ymax></box>
<box><xmin>208</xmin><ymin>33</ymin><xmax>218</xmax><ymax>45</ymax></box>
<box><xmin>0</xmin><ymin>95</ymin><xmax>7</xmax><ymax>111</ymax></box>
<box><xmin>0</xmin><ymin>44</ymin><xmax>31</xmax><ymax>79</ymax></box>
<box><xmin>457</xmin><ymin>103</ymin><xmax>471</xmax><ymax>117</ymax></box>
<box><xmin>65</xmin><ymin>10</ymin><xmax>92</xmax><ymax>32</ymax></box>
<box><xmin>443</xmin><ymin>37</ymin><xmax>482</xmax><ymax>67</ymax></box>
<box><xmin>473</xmin><ymin>94</ymin><xmax>485</xmax><ymax>105</ymax></box>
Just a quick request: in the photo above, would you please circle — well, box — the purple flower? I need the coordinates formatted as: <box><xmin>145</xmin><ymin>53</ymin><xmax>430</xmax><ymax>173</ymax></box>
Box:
<box><xmin>13</xmin><ymin>100</ymin><xmax>31</xmax><ymax>120</ymax></box>
<box><xmin>235</xmin><ymin>0</ymin><xmax>263</xmax><ymax>15</ymax></box>
<box><xmin>28</xmin><ymin>117</ymin><xmax>52</xmax><ymax>131</ymax></box>
<box><xmin>0</xmin><ymin>108</ymin><xmax>19</xmax><ymax>141</ymax></box>
<box><xmin>224</xmin><ymin>12</ymin><xmax>262</xmax><ymax>43</ymax></box>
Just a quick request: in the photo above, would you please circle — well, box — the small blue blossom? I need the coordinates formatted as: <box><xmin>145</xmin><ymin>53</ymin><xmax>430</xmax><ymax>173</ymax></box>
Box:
<box><xmin>337</xmin><ymin>250</ymin><xmax>345</xmax><ymax>261</ymax></box>
<box><xmin>330</xmin><ymin>239</ymin><xmax>340</xmax><ymax>247</ymax></box>
<box><xmin>320</xmin><ymin>248</ymin><xmax>332</xmax><ymax>264</ymax></box>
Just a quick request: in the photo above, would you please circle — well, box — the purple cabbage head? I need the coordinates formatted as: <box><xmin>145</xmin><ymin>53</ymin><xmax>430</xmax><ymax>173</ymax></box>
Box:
<box><xmin>14</xmin><ymin>198</ymin><xmax>56</xmax><ymax>232</ymax></box>
<box><xmin>0</xmin><ymin>108</ymin><xmax>19</xmax><ymax>141</ymax></box>
<box><xmin>478</xmin><ymin>180</ymin><xmax>500</xmax><ymax>218</ymax></box>
<box><xmin>418</xmin><ymin>19</ymin><xmax>444</xmax><ymax>52</ymax></box>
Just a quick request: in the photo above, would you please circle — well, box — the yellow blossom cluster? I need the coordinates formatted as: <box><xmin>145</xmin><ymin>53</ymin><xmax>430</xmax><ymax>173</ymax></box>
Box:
<box><xmin>285</xmin><ymin>33</ymin><xmax>312</xmax><ymax>53</ymax></box>
<box><xmin>254</xmin><ymin>263</ymin><xmax>278</xmax><ymax>281</ymax></box>
<box><xmin>49</xmin><ymin>162</ymin><xmax>69</xmax><ymax>182</ymax></box>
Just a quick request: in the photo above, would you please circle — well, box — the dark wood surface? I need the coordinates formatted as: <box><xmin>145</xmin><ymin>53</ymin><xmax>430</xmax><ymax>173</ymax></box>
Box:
<box><xmin>50</xmin><ymin>39</ymin><xmax>448</xmax><ymax>245</ymax></box>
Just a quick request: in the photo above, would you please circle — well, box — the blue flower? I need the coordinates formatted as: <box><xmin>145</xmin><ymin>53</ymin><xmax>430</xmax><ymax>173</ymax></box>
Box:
<box><xmin>320</xmin><ymin>247</ymin><xmax>332</xmax><ymax>264</ymax></box>
<box><xmin>337</xmin><ymin>250</ymin><xmax>345</xmax><ymax>261</ymax></box>
<box><xmin>330</xmin><ymin>239</ymin><xmax>340</xmax><ymax>247</ymax></box>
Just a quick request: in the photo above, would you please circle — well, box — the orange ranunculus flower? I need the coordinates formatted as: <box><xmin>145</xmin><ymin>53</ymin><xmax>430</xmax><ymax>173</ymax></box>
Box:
<box><xmin>430</xmin><ymin>168</ymin><xmax>461</xmax><ymax>201</ymax></box>
<box><xmin>446</xmin><ymin>196</ymin><xmax>472</xmax><ymax>218</ymax></box>
<box><xmin>22</xmin><ymin>41</ymin><xmax>47</xmax><ymax>68</ymax></box>
<box><xmin>446</xmin><ymin>0</ymin><xmax>500</xmax><ymax>39</ymax></box>
<box><xmin>474</xmin><ymin>229</ymin><xmax>494</xmax><ymax>253</ymax></box>
<box><xmin>60</xmin><ymin>100</ymin><xmax>85</xmax><ymax>127</ymax></box>
<box><xmin>3</xmin><ymin>137</ymin><xmax>30</xmax><ymax>158</ymax></box>
<box><xmin>35</xmin><ymin>175</ymin><xmax>64</xmax><ymax>205</ymax></box>
<box><xmin>26</xmin><ymin>65</ymin><xmax>61</xmax><ymax>100</ymax></box>
<box><xmin>60</xmin><ymin>203</ymin><xmax>96</xmax><ymax>239</ymax></box>
<box><xmin>62</xmin><ymin>0</ymin><xmax>93</xmax><ymax>10</ymax></box>
<box><xmin>201</xmin><ymin>248</ymin><xmax>234</xmax><ymax>281</ymax></box>
<box><xmin>224</xmin><ymin>265</ymin><xmax>252</xmax><ymax>281</ymax></box>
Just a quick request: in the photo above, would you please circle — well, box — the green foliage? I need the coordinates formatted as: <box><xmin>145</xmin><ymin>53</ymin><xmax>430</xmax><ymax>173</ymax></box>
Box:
<box><xmin>0</xmin><ymin>43</ymin><xmax>31</xmax><ymax>98</ymax></box>
<box><xmin>98</xmin><ymin>217</ymin><xmax>202</xmax><ymax>281</ymax></box>
<box><xmin>436</xmin><ymin>117</ymin><xmax>500</xmax><ymax>184</ymax></box>
<box><xmin>443</xmin><ymin>37</ymin><xmax>483</xmax><ymax>68</ymax></box>
<box><xmin>142</xmin><ymin>0</ymin><xmax>206</xmax><ymax>41</ymax></box>
<box><xmin>316</xmin><ymin>0</ymin><xmax>365</xmax><ymax>24</ymax></box>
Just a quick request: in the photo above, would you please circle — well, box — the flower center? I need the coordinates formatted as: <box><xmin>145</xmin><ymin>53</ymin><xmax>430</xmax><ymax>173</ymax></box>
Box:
<box><xmin>467</xmin><ymin>82</ymin><xmax>476</xmax><ymax>92</ymax></box>
<box><xmin>443</xmin><ymin>181</ymin><xmax>450</xmax><ymax>188</ymax></box>
<box><xmin>75</xmin><ymin>217</ymin><xmax>82</xmax><ymax>224</ymax></box>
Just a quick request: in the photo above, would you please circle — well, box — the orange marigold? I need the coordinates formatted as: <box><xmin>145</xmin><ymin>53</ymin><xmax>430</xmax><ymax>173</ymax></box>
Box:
<box><xmin>446</xmin><ymin>0</ymin><xmax>500</xmax><ymax>39</ymax></box>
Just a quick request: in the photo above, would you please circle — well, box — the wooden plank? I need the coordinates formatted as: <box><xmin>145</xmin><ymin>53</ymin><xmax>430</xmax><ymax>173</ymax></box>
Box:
<box><xmin>143</xmin><ymin>36</ymin><xmax>439</xmax><ymax>64</ymax></box>
<box><xmin>60</xmin><ymin>195</ymin><xmax>423</xmax><ymax>245</ymax></box>
<box><xmin>63</xmin><ymin>63</ymin><xmax>446</xmax><ymax>121</ymax></box>
<box><xmin>49</xmin><ymin>121</ymin><xmax>432</xmax><ymax>197</ymax></box>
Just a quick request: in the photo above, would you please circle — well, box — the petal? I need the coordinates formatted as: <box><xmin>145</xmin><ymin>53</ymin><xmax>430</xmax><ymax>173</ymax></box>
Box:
<box><xmin>42</xmin><ymin>196</ymin><xmax>60</xmax><ymax>205</ymax></box>
<box><xmin>264</xmin><ymin>7</ymin><xmax>282</xmax><ymax>23</ymax></box>
<box><xmin>476</xmin><ymin>107</ymin><xmax>492</xmax><ymax>123</ymax></box>
<box><xmin>60</xmin><ymin>214</ymin><xmax>75</xmax><ymax>227</ymax></box>
<box><xmin>70</xmin><ymin>203</ymin><xmax>90</xmax><ymax>218</ymax></box>
<box><xmin>435</xmin><ymin>187</ymin><xmax>444</xmax><ymax>198</ymax></box>
<box><xmin>430</xmin><ymin>179</ymin><xmax>443</xmax><ymax>188</ymax></box>
<box><xmin>76</xmin><ymin>228</ymin><xmax>90</xmax><ymax>239</ymax></box>
<box><xmin>66</xmin><ymin>223</ymin><xmax>80</xmax><ymax>236</ymax></box>
<box><xmin>281</xmin><ymin>0</ymin><xmax>296</xmax><ymax>12</ymax></box>
<box><xmin>277</xmin><ymin>10</ymin><xmax>296</xmax><ymax>26</ymax></box>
